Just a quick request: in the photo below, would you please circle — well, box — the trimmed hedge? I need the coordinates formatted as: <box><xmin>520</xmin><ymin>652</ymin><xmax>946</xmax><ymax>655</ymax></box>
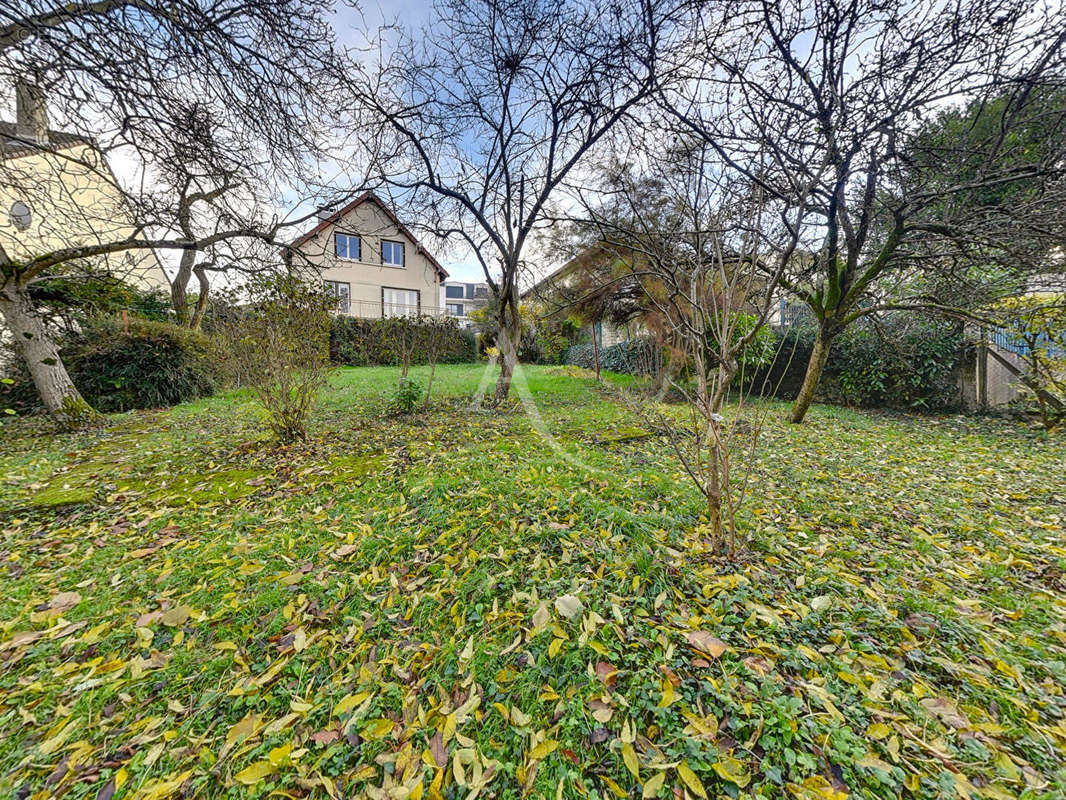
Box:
<box><xmin>3</xmin><ymin>317</ymin><xmax>218</xmax><ymax>413</ymax></box>
<box><xmin>330</xmin><ymin>316</ymin><xmax>477</xmax><ymax>367</ymax></box>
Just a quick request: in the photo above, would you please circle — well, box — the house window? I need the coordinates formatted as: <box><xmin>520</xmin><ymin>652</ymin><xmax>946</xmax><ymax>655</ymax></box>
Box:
<box><xmin>446</xmin><ymin>303</ymin><xmax>464</xmax><ymax>317</ymax></box>
<box><xmin>381</xmin><ymin>240</ymin><xmax>405</xmax><ymax>267</ymax></box>
<box><xmin>324</xmin><ymin>280</ymin><xmax>350</xmax><ymax>314</ymax></box>
<box><xmin>336</xmin><ymin>233</ymin><xmax>360</xmax><ymax>261</ymax></box>
<box><xmin>383</xmin><ymin>287</ymin><xmax>419</xmax><ymax>317</ymax></box>
<box><xmin>445</xmin><ymin>285</ymin><xmax>465</xmax><ymax>299</ymax></box>
<box><xmin>473</xmin><ymin>285</ymin><xmax>489</xmax><ymax>298</ymax></box>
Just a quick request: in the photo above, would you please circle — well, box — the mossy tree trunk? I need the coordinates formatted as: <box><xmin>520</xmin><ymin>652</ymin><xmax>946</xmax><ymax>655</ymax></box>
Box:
<box><xmin>0</xmin><ymin>280</ymin><xmax>102</xmax><ymax>429</ymax></box>
<box><xmin>789</xmin><ymin>324</ymin><xmax>836</xmax><ymax>424</ymax></box>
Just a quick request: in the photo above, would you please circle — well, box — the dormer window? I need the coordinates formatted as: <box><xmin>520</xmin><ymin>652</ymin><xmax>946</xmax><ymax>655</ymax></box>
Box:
<box><xmin>382</xmin><ymin>240</ymin><xmax>405</xmax><ymax>267</ymax></box>
<box><xmin>336</xmin><ymin>233</ymin><xmax>360</xmax><ymax>261</ymax></box>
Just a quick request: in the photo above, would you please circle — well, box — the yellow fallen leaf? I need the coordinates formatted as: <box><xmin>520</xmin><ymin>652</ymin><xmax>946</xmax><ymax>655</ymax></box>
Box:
<box><xmin>642</xmin><ymin>770</ymin><xmax>665</xmax><ymax>798</ymax></box>
<box><xmin>234</xmin><ymin>760</ymin><xmax>276</xmax><ymax>785</ymax></box>
<box><xmin>530</xmin><ymin>739</ymin><xmax>557</xmax><ymax>760</ymax></box>
<box><xmin>334</xmin><ymin>690</ymin><xmax>372</xmax><ymax>717</ymax></box>
<box><xmin>657</xmin><ymin>678</ymin><xmax>675</xmax><ymax>708</ymax></box>
<box><xmin>712</xmin><ymin>756</ymin><xmax>750</xmax><ymax>788</ymax></box>
<box><xmin>268</xmin><ymin>742</ymin><xmax>292</xmax><ymax>766</ymax></box>
<box><xmin>621</xmin><ymin>742</ymin><xmax>639</xmax><ymax>778</ymax></box>
<box><xmin>677</xmin><ymin>761</ymin><xmax>707</xmax><ymax>798</ymax></box>
<box><xmin>160</xmin><ymin>605</ymin><xmax>191</xmax><ymax>627</ymax></box>
<box><xmin>362</xmin><ymin>718</ymin><xmax>394</xmax><ymax>739</ymax></box>
<box><xmin>866</xmin><ymin>722</ymin><xmax>892</xmax><ymax>740</ymax></box>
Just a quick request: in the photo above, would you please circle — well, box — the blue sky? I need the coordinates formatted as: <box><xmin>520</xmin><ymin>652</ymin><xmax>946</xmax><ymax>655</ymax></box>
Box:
<box><xmin>309</xmin><ymin>0</ymin><xmax>494</xmax><ymax>284</ymax></box>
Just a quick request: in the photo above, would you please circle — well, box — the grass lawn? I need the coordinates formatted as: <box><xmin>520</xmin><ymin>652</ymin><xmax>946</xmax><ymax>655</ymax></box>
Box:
<box><xmin>1</xmin><ymin>363</ymin><xmax>1064</xmax><ymax>800</ymax></box>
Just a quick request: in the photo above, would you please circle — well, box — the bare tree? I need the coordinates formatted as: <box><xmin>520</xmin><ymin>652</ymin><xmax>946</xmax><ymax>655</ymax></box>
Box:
<box><xmin>661</xmin><ymin>0</ymin><xmax>1066</xmax><ymax>423</ymax></box>
<box><xmin>0</xmin><ymin>0</ymin><xmax>346</xmax><ymax>427</ymax></box>
<box><xmin>570</xmin><ymin>139</ymin><xmax>796</xmax><ymax>552</ymax></box>
<box><xmin>343</xmin><ymin>0</ymin><xmax>683</xmax><ymax>403</ymax></box>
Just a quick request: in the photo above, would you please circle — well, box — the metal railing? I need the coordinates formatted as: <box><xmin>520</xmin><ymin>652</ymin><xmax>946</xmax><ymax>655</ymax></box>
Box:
<box><xmin>338</xmin><ymin>298</ymin><xmax>451</xmax><ymax>319</ymax></box>
<box><xmin>988</xmin><ymin>326</ymin><xmax>1064</xmax><ymax>359</ymax></box>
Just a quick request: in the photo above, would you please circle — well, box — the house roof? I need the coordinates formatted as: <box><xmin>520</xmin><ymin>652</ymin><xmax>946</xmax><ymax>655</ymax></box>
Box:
<box><xmin>0</xmin><ymin>121</ymin><xmax>94</xmax><ymax>160</ymax></box>
<box><xmin>287</xmin><ymin>191</ymin><xmax>448</xmax><ymax>280</ymax></box>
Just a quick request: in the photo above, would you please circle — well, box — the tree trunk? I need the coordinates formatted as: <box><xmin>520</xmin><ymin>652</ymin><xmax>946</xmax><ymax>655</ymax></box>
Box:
<box><xmin>188</xmin><ymin>264</ymin><xmax>210</xmax><ymax>330</ymax></box>
<box><xmin>591</xmin><ymin>322</ymin><xmax>601</xmax><ymax>382</ymax></box>
<box><xmin>492</xmin><ymin>297</ymin><xmax>520</xmax><ymax>404</ymax></box>
<box><xmin>0</xmin><ymin>281</ymin><xmax>101</xmax><ymax>428</ymax></box>
<box><xmin>653</xmin><ymin>346</ymin><xmax>681</xmax><ymax>402</ymax></box>
<box><xmin>789</xmin><ymin>326</ymin><xmax>834</xmax><ymax>424</ymax></box>
<box><xmin>170</xmin><ymin>250</ymin><xmax>195</xmax><ymax>326</ymax></box>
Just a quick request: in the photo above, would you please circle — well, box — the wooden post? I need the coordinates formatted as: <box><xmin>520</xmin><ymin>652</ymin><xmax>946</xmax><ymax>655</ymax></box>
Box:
<box><xmin>121</xmin><ymin>308</ymin><xmax>129</xmax><ymax>334</ymax></box>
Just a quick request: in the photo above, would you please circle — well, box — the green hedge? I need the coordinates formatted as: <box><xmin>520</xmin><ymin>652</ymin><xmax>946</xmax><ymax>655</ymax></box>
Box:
<box><xmin>754</xmin><ymin>315</ymin><xmax>964</xmax><ymax>410</ymax></box>
<box><xmin>330</xmin><ymin>316</ymin><xmax>477</xmax><ymax>366</ymax></box>
<box><xmin>3</xmin><ymin>317</ymin><xmax>218</xmax><ymax>413</ymax></box>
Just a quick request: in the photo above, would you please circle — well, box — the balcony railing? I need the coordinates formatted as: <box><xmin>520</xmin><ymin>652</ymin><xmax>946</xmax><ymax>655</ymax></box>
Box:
<box><xmin>339</xmin><ymin>298</ymin><xmax>449</xmax><ymax>319</ymax></box>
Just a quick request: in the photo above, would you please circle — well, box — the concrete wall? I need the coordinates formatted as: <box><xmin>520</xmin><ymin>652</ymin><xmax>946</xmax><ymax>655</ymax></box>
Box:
<box><xmin>959</xmin><ymin>343</ymin><xmax>1024</xmax><ymax>410</ymax></box>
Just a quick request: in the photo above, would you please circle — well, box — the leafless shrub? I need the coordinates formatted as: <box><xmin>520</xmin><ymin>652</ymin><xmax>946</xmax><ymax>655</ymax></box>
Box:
<box><xmin>223</xmin><ymin>275</ymin><xmax>333</xmax><ymax>443</ymax></box>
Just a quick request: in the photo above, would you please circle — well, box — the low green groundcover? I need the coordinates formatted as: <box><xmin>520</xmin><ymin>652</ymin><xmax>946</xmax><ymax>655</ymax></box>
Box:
<box><xmin>0</xmin><ymin>364</ymin><xmax>1063</xmax><ymax>799</ymax></box>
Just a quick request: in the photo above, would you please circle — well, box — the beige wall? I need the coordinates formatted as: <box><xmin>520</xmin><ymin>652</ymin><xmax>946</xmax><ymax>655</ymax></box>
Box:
<box><xmin>293</xmin><ymin>199</ymin><xmax>441</xmax><ymax>318</ymax></box>
<box><xmin>0</xmin><ymin>143</ymin><xmax>166</xmax><ymax>289</ymax></box>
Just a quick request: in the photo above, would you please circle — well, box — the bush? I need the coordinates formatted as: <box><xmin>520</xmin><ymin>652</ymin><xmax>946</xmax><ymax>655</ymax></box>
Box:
<box><xmin>565</xmin><ymin>337</ymin><xmax>660</xmax><ymax>375</ymax></box>
<box><xmin>2</xmin><ymin>317</ymin><xmax>217</xmax><ymax>413</ymax></box>
<box><xmin>330</xmin><ymin>316</ymin><xmax>476</xmax><ymax>366</ymax></box>
<box><xmin>753</xmin><ymin>315</ymin><xmax>964</xmax><ymax>410</ymax></box>
<box><xmin>221</xmin><ymin>276</ymin><xmax>333</xmax><ymax>442</ymax></box>
<box><xmin>390</xmin><ymin>376</ymin><xmax>424</xmax><ymax>414</ymax></box>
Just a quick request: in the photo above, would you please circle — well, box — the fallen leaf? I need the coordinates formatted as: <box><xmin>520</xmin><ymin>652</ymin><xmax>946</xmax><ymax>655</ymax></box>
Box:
<box><xmin>686</xmin><ymin>631</ymin><xmax>728</xmax><ymax>659</ymax></box>
<box><xmin>555</xmin><ymin>594</ymin><xmax>583</xmax><ymax>620</ymax></box>
<box><xmin>311</xmin><ymin>728</ymin><xmax>340</xmax><ymax>746</ymax></box>
<box><xmin>234</xmin><ymin>760</ymin><xmax>276</xmax><ymax>785</ymax></box>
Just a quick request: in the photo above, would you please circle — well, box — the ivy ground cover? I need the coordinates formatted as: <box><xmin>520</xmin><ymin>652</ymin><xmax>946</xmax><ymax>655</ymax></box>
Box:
<box><xmin>1</xmin><ymin>364</ymin><xmax>1064</xmax><ymax>800</ymax></box>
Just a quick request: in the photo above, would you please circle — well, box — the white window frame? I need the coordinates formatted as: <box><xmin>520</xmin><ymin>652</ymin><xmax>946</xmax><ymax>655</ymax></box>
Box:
<box><xmin>324</xmin><ymin>280</ymin><xmax>350</xmax><ymax>314</ymax></box>
<box><xmin>381</xmin><ymin>239</ymin><xmax>405</xmax><ymax>267</ymax></box>
<box><xmin>382</xmin><ymin>287</ymin><xmax>419</xmax><ymax>317</ymax></box>
<box><xmin>335</xmin><ymin>233</ymin><xmax>361</xmax><ymax>261</ymax></box>
<box><xmin>446</xmin><ymin>303</ymin><xmax>464</xmax><ymax>317</ymax></box>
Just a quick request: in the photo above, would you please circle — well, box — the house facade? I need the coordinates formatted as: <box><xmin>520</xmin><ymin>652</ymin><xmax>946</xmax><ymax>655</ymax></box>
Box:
<box><xmin>441</xmin><ymin>280</ymin><xmax>491</xmax><ymax>327</ymax></box>
<box><xmin>0</xmin><ymin>83</ymin><xmax>166</xmax><ymax>291</ymax></box>
<box><xmin>287</xmin><ymin>193</ymin><xmax>447</xmax><ymax>318</ymax></box>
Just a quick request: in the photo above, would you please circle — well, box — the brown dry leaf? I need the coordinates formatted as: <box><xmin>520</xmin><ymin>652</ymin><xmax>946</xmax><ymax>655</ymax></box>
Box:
<box><xmin>920</xmin><ymin>697</ymin><xmax>970</xmax><ymax>730</ymax></box>
<box><xmin>136</xmin><ymin>611</ymin><xmax>162</xmax><ymax>627</ymax></box>
<box><xmin>686</xmin><ymin>631</ymin><xmax>728</xmax><ymax>659</ymax></box>
<box><xmin>332</xmin><ymin>544</ymin><xmax>359</xmax><ymax>559</ymax></box>
<box><xmin>311</xmin><ymin>728</ymin><xmax>340</xmax><ymax>746</ymax></box>
<box><xmin>429</xmin><ymin>730</ymin><xmax>448</xmax><ymax>767</ymax></box>
<box><xmin>595</xmin><ymin>661</ymin><xmax>618</xmax><ymax>687</ymax></box>
<box><xmin>0</xmin><ymin>630</ymin><xmax>47</xmax><ymax>651</ymax></box>
<box><xmin>49</xmin><ymin>591</ymin><xmax>81</xmax><ymax>613</ymax></box>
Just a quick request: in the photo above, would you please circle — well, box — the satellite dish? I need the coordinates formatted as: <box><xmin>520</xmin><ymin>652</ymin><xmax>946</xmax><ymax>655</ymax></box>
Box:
<box><xmin>10</xmin><ymin>201</ymin><xmax>31</xmax><ymax>230</ymax></box>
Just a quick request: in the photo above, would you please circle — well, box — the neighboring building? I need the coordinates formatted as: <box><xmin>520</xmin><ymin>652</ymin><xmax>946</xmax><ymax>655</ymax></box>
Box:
<box><xmin>286</xmin><ymin>192</ymin><xmax>448</xmax><ymax>318</ymax></box>
<box><xmin>441</xmin><ymin>280</ymin><xmax>491</xmax><ymax>327</ymax></box>
<box><xmin>0</xmin><ymin>82</ymin><xmax>166</xmax><ymax>291</ymax></box>
<box><xmin>523</xmin><ymin>258</ymin><xmax>634</xmax><ymax>347</ymax></box>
